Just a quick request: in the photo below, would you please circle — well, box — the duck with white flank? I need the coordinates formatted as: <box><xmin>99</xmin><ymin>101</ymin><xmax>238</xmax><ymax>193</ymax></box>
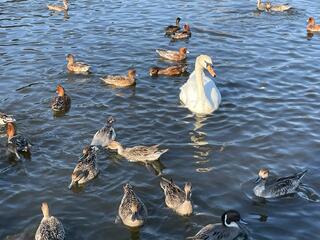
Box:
<box><xmin>51</xmin><ymin>84</ymin><xmax>71</xmax><ymax>113</ymax></box>
<box><xmin>254</xmin><ymin>168</ymin><xmax>308</xmax><ymax>198</ymax></box>
<box><xmin>118</xmin><ymin>183</ymin><xmax>147</xmax><ymax>228</ymax></box>
<box><xmin>160</xmin><ymin>177</ymin><xmax>193</xmax><ymax>216</ymax></box>
<box><xmin>187</xmin><ymin>210</ymin><xmax>247</xmax><ymax>240</ymax></box>
<box><xmin>6</xmin><ymin>122</ymin><xmax>31</xmax><ymax>159</ymax></box>
<box><xmin>69</xmin><ymin>145</ymin><xmax>99</xmax><ymax>189</ymax></box>
<box><xmin>35</xmin><ymin>202</ymin><xmax>65</xmax><ymax>240</ymax></box>
<box><xmin>91</xmin><ymin>116</ymin><xmax>116</xmax><ymax>148</ymax></box>
<box><xmin>108</xmin><ymin>140</ymin><xmax>168</xmax><ymax>162</ymax></box>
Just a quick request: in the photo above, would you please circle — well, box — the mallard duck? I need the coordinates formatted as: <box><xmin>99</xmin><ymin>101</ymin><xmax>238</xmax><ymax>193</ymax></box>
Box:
<box><xmin>6</xmin><ymin>122</ymin><xmax>31</xmax><ymax>159</ymax></box>
<box><xmin>35</xmin><ymin>202</ymin><xmax>65</xmax><ymax>240</ymax></box>
<box><xmin>47</xmin><ymin>0</ymin><xmax>68</xmax><ymax>12</ymax></box>
<box><xmin>101</xmin><ymin>69</ymin><xmax>136</xmax><ymax>87</ymax></box>
<box><xmin>307</xmin><ymin>17</ymin><xmax>320</xmax><ymax>32</ymax></box>
<box><xmin>118</xmin><ymin>183</ymin><xmax>147</xmax><ymax>228</ymax></box>
<box><xmin>171</xmin><ymin>24</ymin><xmax>191</xmax><ymax>40</ymax></box>
<box><xmin>68</xmin><ymin>145</ymin><xmax>99</xmax><ymax>189</ymax></box>
<box><xmin>265</xmin><ymin>0</ymin><xmax>292</xmax><ymax>12</ymax></box>
<box><xmin>91</xmin><ymin>116</ymin><xmax>116</xmax><ymax>148</ymax></box>
<box><xmin>187</xmin><ymin>210</ymin><xmax>246</xmax><ymax>240</ymax></box>
<box><xmin>108</xmin><ymin>140</ymin><xmax>168</xmax><ymax>162</ymax></box>
<box><xmin>66</xmin><ymin>54</ymin><xmax>90</xmax><ymax>74</ymax></box>
<box><xmin>160</xmin><ymin>177</ymin><xmax>193</xmax><ymax>216</ymax></box>
<box><xmin>165</xmin><ymin>17</ymin><xmax>181</xmax><ymax>35</ymax></box>
<box><xmin>156</xmin><ymin>47</ymin><xmax>188</xmax><ymax>61</ymax></box>
<box><xmin>254</xmin><ymin>168</ymin><xmax>308</xmax><ymax>198</ymax></box>
<box><xmin>51</xmin><ymin>84</ymin><xmax>71</xmax><ymax>113</ymax></box>
<box><xmin>149</xmin><ymin>65</ymin><xmax>187</xmax><ymax>77</ymax></box>
<box><xmin>0</xmin><ymin>112</ymin><xmax>15</xmax><ymax>126</ymax></box>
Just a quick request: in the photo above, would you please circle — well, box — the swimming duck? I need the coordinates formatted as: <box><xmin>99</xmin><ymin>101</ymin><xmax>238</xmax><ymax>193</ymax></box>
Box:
<box><xmin>156</xmin><ymin>47</ymin><xmax>188</xmax><ymax>61</ymax></box>
<box><xmin>0</xmin><ymin>112</ymin><xmax>15</xmax><ymax>126</ymax></box>
<box><xmin>6</xmin><ymin>122</ymin><xmax>31</xmax><ymax>159</ymax></box>
<box><xmin>165</xmin><ymin>17</ymin><xmax>181</xmax><ymax>35</ymax></box>
<box><xmin>254</xmin><ymin>168</ymin><xmax>308</xmax><ymax>198</ymax></box>
<box><xmin>47</xmin><ymin>0</ymin><xmax>68</xmax><ymax>12</ymax></box>
<box><xmin>265</xmin><ymin>0</ymin><xmax>292</xmax><ymax>12</ymax></box>
<box><xmin>171</xmin><ymin>24</ymin><xmax>191</xmax><ymax>40</ymax></box>
<box><xmin>118</xmin><ymin>183</ymin><xmax>147</xmax><ymax>228</ymax></box>
<box><xmin>149</xmin><ymin>65</ymin><xmax>187</xmax><ymax>77</ymax></box>
<box><xmin>66</xmin><ymin>54</ymin><xmax>90</xmax><ymax>74</ymax></box>
<box><xmin>160</xmin><ymin>177</ymin><xmax>193</xmax><ymax>216</ymax></box>
<box><xmin>91</xmin><ymin>116</ymin><xmax>116</xmax><ymax>148</ymax></box>
<box><xmin>69</xmin><ymin>145</ymin><xmax>99</xmax><ymax>189</ymax></box>
<box><xmin>180</xmin><ymin>55</ymin><xmax>220</xmax><ymax>115</ymax></box>
<box><xmin>108</xmin><ymin>140</ymin><xmax>168</xmax><ymax>162</ymax></box>
<box><xmin>187</xmin><ymin>210</ymin><xmax>246</xmax><ymax>240</ymax></box>
<box><xmin>101</xmin><ymin>69</ymin><xmax>136</xmax><ymax>87</ymax></box>
<box><xmin>307</xmin><ymin>17</ymin><xmax>320</xmax><ymax>32</ymax></box>
<box><xmin>256</xmin><ymin>0</ymin><xmax>267</xmax><ymax>11</ymax></box>
<box><xmin>51</xmin><ymin>84</ymin><xmax>71</xmax><ymax>113</ymax></box>
<box><xmin>35</xmin><ymin>202</ymin><xmax>65</xmax><ymax>240</ymax></box>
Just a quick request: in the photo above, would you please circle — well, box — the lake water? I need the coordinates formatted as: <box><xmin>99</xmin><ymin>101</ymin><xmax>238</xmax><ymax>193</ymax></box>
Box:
<box><xmin>1</xmin><ymin>0</ymin><xmax>320</xmax><ymax>239</ymax></box>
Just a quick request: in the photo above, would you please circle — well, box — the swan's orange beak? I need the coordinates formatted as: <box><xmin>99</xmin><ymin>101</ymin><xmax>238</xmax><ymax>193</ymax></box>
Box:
<box><xmin>207</xmin><ymin>65</ymin><xmax>216</xmax><ymax>78</ymax></box>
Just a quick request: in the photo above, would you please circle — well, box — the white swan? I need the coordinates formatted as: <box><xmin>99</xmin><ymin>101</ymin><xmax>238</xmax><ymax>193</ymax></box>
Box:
<box><xmin>179</xmin><ymin>55</ymin><xmax>221</xmax><ymax>115</ymax></box>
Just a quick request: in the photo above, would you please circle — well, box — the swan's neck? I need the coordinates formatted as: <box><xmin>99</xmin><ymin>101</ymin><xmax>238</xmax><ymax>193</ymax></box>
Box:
<box><xmin>195</xmin><ymin>61</ymin><xmax>205</xmax><ymax>99</ymax></box>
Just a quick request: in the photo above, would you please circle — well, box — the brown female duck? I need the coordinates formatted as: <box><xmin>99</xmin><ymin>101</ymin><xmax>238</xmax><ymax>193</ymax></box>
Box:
<box><xmin>156</xmin><ymin>47</ymin><xmax>188</xmax><ymax>61</ymax></box>
<box><xmin>101</xmin><ymin>69</ymin><xmax>136</xmax><ymax>87</ymax></box>
<box><xmin>307</xmin><ymin>17</ymin><xmax>320</xmax><ymax>32</ymax></box>
<box><xmin>66</xmin><ymin>54</ymin><xmax>90</xmax><ymax>74</ymax></box>
<box><xmin>149</xmin><ymin>65</ymin><xmax>187</xmax><ymax>77</ymax></box>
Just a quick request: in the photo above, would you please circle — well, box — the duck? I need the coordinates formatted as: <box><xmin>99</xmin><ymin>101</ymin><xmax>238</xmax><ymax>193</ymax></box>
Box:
<box><xmin>307</xmin><ymin>17</ymin><xmax>320</xmax><ymax>32</ymax></box>
<box><xmin>256</xmin><ymin>0</ymin><xmax>267</xmax><ymax>11</ymax></box>
<box><xmin>265</xmin><ymin>0</ymin><xmax>292</xmax><ymax>12</ymax></box>
<box><xmin>66</xmin><ymin>54</ymin><xmax>90</xmax><ymax>74</ymax></box>
<box><xmin>187</xmin><ymin>210</ymin><xmax>246</xmax><ymax>240</ymax></box>
<box><xmin>35</xmin><ymin>202</ymin><xmax>65</xmax><ymax>240</ymax></box>
<box><xmin>165</xmin><ymin>17</ymin><xmax>181</xmax><ymax>35</ymax></box>
<box><xmin>118</xmin><ymin>183</ymin><xmax>147</xmax><ymax>228</ymax></box>
<box><xmin>101</xmin><ymin>69</ymin><xmax>136</xmax><ymax>87</ymax></box>
<box><xmin>254</xmin><ymin>168</ymin><xmax>308</xmax><ymax>198</ymax></box>
<box><xmin>156</xmin><ymin>47</ymin><xmax>188</xmax><ymax>61</ymax></box>
<box><xmin>108</xmin><ymin>140</ymin><xmax>168</xmax><ymax>162</ymax></box>
<box><xmin>0</xmin><ymin>112</ymin><xmax>15</xmax><ymax>126</ymax></box>
<box><xmin>91</xmin><ymin>116</ymin><xmax>116</xmax><ymax>148</ymax></box>
<box><xmin>47</xmin><ymin>0</ymin><xmax>68</xmax><ymax>12</ymax></box>
<box><xmin>149</xmin><ymin>65</ymin><xmax>187</xmax><ymax>77</ymax></box>
<box><xmin>69</xmin><ymin>145</ymin><xmax>99</xmax><ymax>189</ymax></box>
<box><xmin>179</xmin><ymin>55</ymin><xmax>220</xmax><ymax>115</ymax></box>
<box><xmin>171</xmin><ymin>24</ymin><xmax>191</xmax><ymax>40</ymax></box>
<box><xmin>6</xmin><ymin>122</ymin><xmax>31</xmax><ymax>159</ymax></box>
<box><xmin>160</xmin><ymin>177</ymin><xmax>193</xmax><ymax>216</ymax></box>
<box><xmin>51</xmin><ymin>84</ymin><xmax>71</xmax><ymax>113</ymax></box>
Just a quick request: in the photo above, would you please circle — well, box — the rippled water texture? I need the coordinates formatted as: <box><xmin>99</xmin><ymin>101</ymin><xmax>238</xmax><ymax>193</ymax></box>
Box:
<box><xmin>1</xmin><ymin>0</ymin><xmax>320</xmax><ymax>239</ymax></box>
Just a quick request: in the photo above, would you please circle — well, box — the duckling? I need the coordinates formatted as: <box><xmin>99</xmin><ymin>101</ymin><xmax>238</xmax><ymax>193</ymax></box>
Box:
<box><xmin>160</xmin><ymin>177</ymin><xmax>193</xmax><ymax>216</ymax></box>
<box><xmin>6</xmin><ymin>122</ymin><xmax>31</xmax><ymax>159</ymax></box>
<box><xmin>51</xmin><ymin>84</ymin><xmax>71</xmax><ymax>113</ymax></box>
<box><xmin>35</xmin><ymin>202</ymin><xmax>65</xmax><ymax>240</ymax></box>
<box><xmin>0</xmin><ymin>112</ymin><xmax>15</xmax><ymax>126</ymax></box>
<box><xmin>256</xmin><ymin>0</ymin><xmax>267</xmax><ymax>11</ymax></box>
<box><xmin>165</xmin><ymin>17</ymin><xmax>181</xmax><ymax>35</ymax></box>
<box><xmin>101</xmin><ymin>69</ymin><xmax>136</xmax><ymax>87</ymax></box>
<box><xmin>156</xmin><ymin>47</ymin><xmax>188</xmax><ymax>61</ymax></box>
<box><xmin>68</xmin><ymin>145</ymin><xmax>99</xmax><ymax>189</ymax></box>
<box><xmin>108</xmin><ymin>140</ymin><xmax>168</xmax><ymax>162</ymax></box>
<box><xmin>187</xmin><ymin>210</ymin><xmax>246</xmax><ymax>240</ymax></box>
<box><xmin>307</xmin><ymin>17</ymin><xmax>320</xmax><ymax>32</ymax></box>
<box><xmin>118</xmin><ymin>183</ymin><xmax>147</xmax><ymax>228</ymax></box>
<box><xmin>254</xmin><ymin>168</ymin><xmax>308</xmax><ymax>198</ymax></box>
<box><xmin>47</xmin><ymin>0</ymin><xmax>68</xmax><ymax>12</ymax></box>
<box><xmin>91</xmin><ymin>116</ymin><xmax>116</xmax><ymax>148</ymax></box>
<box><xmin>171</xmin><ymin>24</ymin><xmax>191</xmax><ymax>40</ymax></box>
<box><xmin>66</xmin><ymin>54</ymin><xmax>90</xmax><ymax>74</ymax></box>
<box><xmin>265</xmin><ymin>0</ymin><xmax>292</xmax><ymax>12</ymax></box>
<box><xmin>149</xmin><ymin>65</ymin><xmax>187</xmax><ymax>77</ymax></box>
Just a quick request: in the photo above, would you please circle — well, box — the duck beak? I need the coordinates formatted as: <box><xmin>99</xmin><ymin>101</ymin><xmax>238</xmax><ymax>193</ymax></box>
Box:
<box><xmin>255</xmin><ymin>177</ymin><xmax>261</xmax><ymax>183</ymax></box>
<box><xmin>68</xmin><ymin>181</ymin><xmax>75</xmax><ymax>189</ymax></box>
<box><xmin>207</xmin><ymin>64</ymin><xmax>217</xmax><ymax>78</ymax></box>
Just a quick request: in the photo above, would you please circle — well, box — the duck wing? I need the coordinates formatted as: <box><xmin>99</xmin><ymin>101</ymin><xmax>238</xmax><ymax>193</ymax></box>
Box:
<box><xmin>160</xmin><ymin>177</ymin><xmax>185</xmax><ymax>207</ymax></box>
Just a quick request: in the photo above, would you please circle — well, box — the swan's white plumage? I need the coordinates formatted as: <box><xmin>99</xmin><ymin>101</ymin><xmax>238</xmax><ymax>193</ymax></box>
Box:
<box><xmin>179</xmin><ymin>55</ymin><xmax>221</xmax><ymax>115</ymax></box>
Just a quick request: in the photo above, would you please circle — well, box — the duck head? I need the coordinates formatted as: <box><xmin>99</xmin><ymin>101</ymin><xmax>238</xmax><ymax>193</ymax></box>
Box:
<box><xmin>128</xmin><ymin>69</ymin><xmax>136</xmax><ymax>79</ymax></box>
<box><xmin>183</xmin><ymin>24</ymin><xmax>191</xmax><ymax>32</ymax></box>
<box><xmin>0</xmin><ymin>113</ymin><xmax>16</xmax><ymax>125</ymax></box>
<box><xmin>149</xmin><ymin>67</ymin><xmax>161</xmax><ymax>76</ymax></box>
<box><xmin>197</xmin><ymin>55</ymin><xmax>217</xmax><ymax>78</ymax></box>
<box><xmin>106</xmin><ymin>116</ymin><xmax>115</xmax><ymax>126</ymax></box>
<box><xmin>6</xmin><ymin>122</ymin><xmax>16</xmax><ymax>138</ymax></box>
<box><xmin>179</xmin><ymin>47</ymin><xmax>189</xmax><ymax>56</ymax></box>
<box><xmin>255</xmin><ymin>168</ymin><xmax>269</xmax><ymax>183</ymax></box>
<box><xmin>41</xmin><ymin>202</ymin><xmax>50</xmax><ymax>218</ymax></box>
<box><xmin>66</xmin><ymin>54</ymin><xmax>75</xmax><ymax>64</ymax></box>
<box><xmin>79</xmin><ymin>145</ymin><xmax>98</xmax><ymax>161</ymax></box>
<box><xmin>222</xmin><ymin>210</ymin><xmax>243</xmax><ymax>228</ymax></box>
<box><xmin>175</xmin><ymin>17</ymin><xmax>181</xmax><ymax>26</ymax></box>
<box><xmin>307</xmin><ymin>17</ymin><xmax>315</xmax><ymax>26</ymax></box>
<box><xmin>56</xmin><ymin>84</ymin><xmax>65</xmax><ymax>97</ymax></box>
<box><xmin>184</xmin><ymin>182</ymin><xmax>192</xmax><ymax>201</ymax></box>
